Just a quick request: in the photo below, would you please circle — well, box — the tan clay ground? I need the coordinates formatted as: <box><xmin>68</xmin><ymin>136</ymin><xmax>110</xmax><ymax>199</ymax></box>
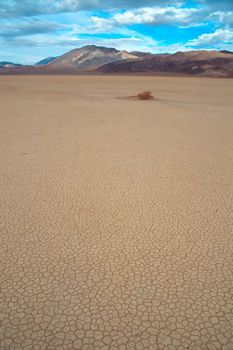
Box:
<box><xmin>0</xmin><ymin>75</ymin><xmax>233</xmax><ymax>350</ymax></box>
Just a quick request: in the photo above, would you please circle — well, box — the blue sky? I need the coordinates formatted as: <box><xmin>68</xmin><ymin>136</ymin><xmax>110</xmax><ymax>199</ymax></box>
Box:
<box><xmin>0</xmin><ymin>0</ymin><xmax>233</xmax><ymax>64</ymax></box>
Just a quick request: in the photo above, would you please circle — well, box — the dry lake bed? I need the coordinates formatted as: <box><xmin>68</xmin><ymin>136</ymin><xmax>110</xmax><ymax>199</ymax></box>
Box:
<box><xmin>0</xmin><ymin>75</ymin><xmax>233</xmax><ymax>350</ymax></box>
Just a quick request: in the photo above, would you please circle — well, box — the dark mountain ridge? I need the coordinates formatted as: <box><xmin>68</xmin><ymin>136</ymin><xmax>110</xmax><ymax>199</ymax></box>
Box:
<box><xmin>0</xmin><ymin>61</ymin><xmax>23</xmax><ymax>68</ymax></box>
<box><xmin>1</xmin><ymin>45</ymin><xmax>233</xmax><ymax>77</ymax></box>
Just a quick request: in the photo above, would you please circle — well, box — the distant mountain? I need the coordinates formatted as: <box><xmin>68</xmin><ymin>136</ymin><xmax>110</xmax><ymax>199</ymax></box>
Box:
<box><xmin>0</xmin><ymin>61</ymin><xmax>23</xmax><ymax>68</ymax></box>
<box><xmin>220</xmin><ymin>50</ymin><xmax>233</xmax><ymax>55</ymax></box>
<box><xmin>1</xmin><ymin>46</ymin><xmax>233</xmax><ymax>77</ymax></box>
<box><xmin>97</xmin><ymin>50</ymin><xmax>233</xmax><ymax>77</ymax></box>
<box><xmin>35</xmin><ymin>57</ymin><xmax>57</xmax><ymax>65</ymax></box>
<box><xmin>45</xmin><ymin>45</ymin><xmax>148</xmax><ymax>71</ymax></box>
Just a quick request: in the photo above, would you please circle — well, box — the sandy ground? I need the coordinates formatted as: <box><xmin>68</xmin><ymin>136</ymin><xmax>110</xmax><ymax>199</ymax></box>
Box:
<box><xmin>0</xmin><ymin>75</ymin><xmax>233</xmax><ymax>350</ymax></box>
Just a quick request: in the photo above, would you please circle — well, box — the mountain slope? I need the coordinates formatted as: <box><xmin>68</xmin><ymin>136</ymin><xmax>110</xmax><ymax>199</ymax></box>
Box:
<box><xmin>0</xmin><ymin>61</ymin><xmax>23</xmax><ymax>68</ymax></box>
<box><xmin>35</xmin><ymin>57</ymin><xmax>57</xmax><ymax>65</ymax></box>
<box><xmin>97</xmin><ymin>50</ymin><xmax>233</xmax><ymax>77</ymax></box>
<box><xmin>1</xmin><ymin>47</ymin><xmax>233</xmax><ymax>77</ymax></box>
<box><xmin>46</xmin><ymin>45</ymin><xmax>147</xmax><ymax>71</ymax></box>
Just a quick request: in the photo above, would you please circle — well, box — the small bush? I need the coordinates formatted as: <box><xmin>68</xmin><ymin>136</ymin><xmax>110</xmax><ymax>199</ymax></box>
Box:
<box><xmin>137</xmin><ymin>91</ymin><xmax>153</xmax><ymax>100</ymax></box>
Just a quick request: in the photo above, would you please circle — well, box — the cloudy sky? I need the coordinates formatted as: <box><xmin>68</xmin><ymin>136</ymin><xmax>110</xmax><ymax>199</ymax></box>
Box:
<box><xmin>0</xmin><ymin>0</ymin><xmax>233</xmax><ymax>64</ymax></box>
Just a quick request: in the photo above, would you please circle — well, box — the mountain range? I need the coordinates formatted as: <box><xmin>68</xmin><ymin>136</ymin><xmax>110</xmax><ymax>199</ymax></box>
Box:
<box><xmin>0</xmin><ymin>61</ymin><xmax>23</xmax><ymax>68</ymax></box>
<box><xmin>1</xmin><ymin>45</ymin><xmax>233</xmax><ymax>77</ymax></box>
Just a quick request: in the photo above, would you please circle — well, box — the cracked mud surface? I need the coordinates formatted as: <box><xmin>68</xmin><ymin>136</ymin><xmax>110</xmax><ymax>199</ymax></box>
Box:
<box><xmin>0</xmin><ymin>75</ymin><xmax>233</xmax><ymax>350</ymax></box>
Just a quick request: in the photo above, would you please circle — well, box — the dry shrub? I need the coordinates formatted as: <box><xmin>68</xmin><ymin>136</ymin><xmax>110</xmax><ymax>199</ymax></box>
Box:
<box><xmin>137</xmin><ymin>90</ymin><xmax>153</xmax><ymax>100</ymax></box>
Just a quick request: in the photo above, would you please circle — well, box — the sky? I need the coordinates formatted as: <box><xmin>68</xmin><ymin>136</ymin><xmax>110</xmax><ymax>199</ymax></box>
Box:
<box><xmin>0</xmin><ymin>0</ymin><xmax>233</xmax><ymax>64</ymax></box>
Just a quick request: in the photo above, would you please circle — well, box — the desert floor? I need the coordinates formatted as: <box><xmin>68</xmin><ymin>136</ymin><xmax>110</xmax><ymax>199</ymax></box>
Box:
<box><xmin>0</xmin><ymin>75</ymin><xmax>233</xmax><ymax>350</ymax></box>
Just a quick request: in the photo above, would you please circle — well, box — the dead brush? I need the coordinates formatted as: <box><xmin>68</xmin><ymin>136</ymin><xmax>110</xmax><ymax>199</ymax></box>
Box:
<box><xmin>136</xmin><ymin>90</ymin><xmax>153</xmax><ymax>100</ymax></box>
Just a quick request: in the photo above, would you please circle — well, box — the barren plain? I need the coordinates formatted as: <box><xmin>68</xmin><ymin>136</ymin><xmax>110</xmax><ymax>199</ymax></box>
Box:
<box><xmin>0</xmin><ymin>75</ymin><xmax>233</xmax><ymax>350</ymax></box>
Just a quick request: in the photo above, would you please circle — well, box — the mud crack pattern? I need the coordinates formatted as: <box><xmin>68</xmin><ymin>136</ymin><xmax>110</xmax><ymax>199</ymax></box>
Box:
<box><xmin>0</xmin><ymin>76</ymin><xmax>233</xmax><ymax>350</ymax></box>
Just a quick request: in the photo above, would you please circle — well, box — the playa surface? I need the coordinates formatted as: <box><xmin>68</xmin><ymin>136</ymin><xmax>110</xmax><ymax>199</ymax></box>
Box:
<box><xmin>0</xmin><ymin>75</ymin><xmax>233</xmax><ymax>350</ymax></box>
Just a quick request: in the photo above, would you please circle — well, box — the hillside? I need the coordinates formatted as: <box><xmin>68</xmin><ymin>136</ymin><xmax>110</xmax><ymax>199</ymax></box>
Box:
<box><xmin>0</xmin><ymin>61</ymin><xmax>23</xmax><ymax>68</ymax></box>
<box><xmin>97</xmin><ymin>50</ymin><xmax>233</xmax><ymax>78</ymax></box>
<box><xmin>46</xmin><ymin>45</ymin><xmax>147</xmax><ymax>71</ymax></box>
<box><xmin>1</xmin><ymin>46</ymin><xmax>233</xmax><ymax>77</ymax></box>
<box><xmin>35</xmin><ymin>57</ymin><xmax>57</xmax><ymax>66</ymax></box>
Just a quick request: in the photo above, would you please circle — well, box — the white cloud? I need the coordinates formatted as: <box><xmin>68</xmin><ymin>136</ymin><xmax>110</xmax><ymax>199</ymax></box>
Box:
<box><xmin>91</xmin><ymin>7</ymin><xmax>206</xmax><ymax>28</ymax></box>
<box><xmin>189</xmin><ymin>28</ymin><xmax>233</xmax><ymax>47</ymax></box>
<box><xmin>202</xmin><ymin>0</ymin><xmax>233</xmax><ymax>11</ymax></box>
<box><xmin>115</xmin><ymin>7</ymin><xmax>203</xmax><ymax>26</ymax></box>
<box><xmin>1</xmin><ymin>0</ymin><xmax>233</xmax><ymax>64</ymax></box>
<box><xmin>0</xmin><ymin>19</ymin><xmax>63</xmax><ymax>38</ymax></box>
<box><xmin>209</xmin><ymin>11</ymin><xmax>233</xmax><ymax>28</ymax></box>
<box><xmin>0</xmin><ymin>0</ymin><xmax>184</xmax><ymax>18</ymax></box>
